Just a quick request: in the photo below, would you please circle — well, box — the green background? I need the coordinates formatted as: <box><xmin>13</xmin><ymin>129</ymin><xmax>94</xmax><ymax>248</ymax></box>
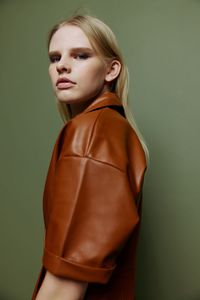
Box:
<box><xmin>0</xmin><ymin>0</ymin><xmax>199</xmax><ymax>299</ymax></box>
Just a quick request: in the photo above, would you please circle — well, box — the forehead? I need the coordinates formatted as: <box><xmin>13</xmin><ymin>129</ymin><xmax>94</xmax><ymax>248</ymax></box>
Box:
<box><xmin>49</xmin><ymin>25</ymin><xmax>92</xmax><ymax>50</ymax></box>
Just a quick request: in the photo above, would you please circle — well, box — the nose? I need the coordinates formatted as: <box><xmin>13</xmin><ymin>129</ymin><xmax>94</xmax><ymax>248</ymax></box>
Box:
<box><xmin>56</xmin><ymin>58</ymin><xmax>71</xmax><ymax>73</ymax></box>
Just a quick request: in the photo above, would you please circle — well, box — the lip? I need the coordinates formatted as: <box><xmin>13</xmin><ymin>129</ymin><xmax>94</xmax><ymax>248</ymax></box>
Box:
<box><xmin>57</xmin><ymin>82</ymin><xmax>75</xmax><ymax>89</ymax></box>
<box><xmin>56</xmin><ymin>77</ymin><xmax>75</xmax><ymax>86</ymax></box>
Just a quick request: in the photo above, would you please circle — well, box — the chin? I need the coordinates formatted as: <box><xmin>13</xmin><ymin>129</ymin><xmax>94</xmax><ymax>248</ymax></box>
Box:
<box><xmin>55</xmin><ymin>89</ymin><xmax>78</xmax><ymax>101</ymax></box>
<box><xmin>56</xmin><ymin>95</ymin><xmax>84</xmax><ymax>105</ymax></box>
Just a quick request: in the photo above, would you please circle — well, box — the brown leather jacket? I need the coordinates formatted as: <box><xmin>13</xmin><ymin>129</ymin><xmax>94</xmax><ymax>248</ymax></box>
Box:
<box><xmin>31</xmin><ymin>91</ymin><xmax>147</xmax><ymax>300</ymax></box>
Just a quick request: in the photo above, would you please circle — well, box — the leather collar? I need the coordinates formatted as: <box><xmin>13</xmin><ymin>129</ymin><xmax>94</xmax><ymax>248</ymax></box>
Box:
<box><xmin>82</xmin><ymin>91</ymin><xmax>124</xmax><ymax>114</ymax></box>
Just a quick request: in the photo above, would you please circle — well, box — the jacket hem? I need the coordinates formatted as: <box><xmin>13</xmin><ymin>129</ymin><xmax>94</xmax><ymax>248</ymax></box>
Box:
<box><xmin>42</xmin><ymin>247</ymin><xmax>116</xmax><ymax>284</ymax></box>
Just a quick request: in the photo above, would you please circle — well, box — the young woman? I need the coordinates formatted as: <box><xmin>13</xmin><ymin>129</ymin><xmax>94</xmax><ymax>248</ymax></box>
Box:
<box><xmin>32</xmin><ymin>14</ymin><xmax>149</xmax><ymax>300</ymax></box>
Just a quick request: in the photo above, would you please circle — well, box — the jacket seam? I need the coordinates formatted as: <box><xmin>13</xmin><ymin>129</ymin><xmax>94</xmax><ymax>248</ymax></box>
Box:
<box><xmin>84</xmin><ymin>108</ymin><xmax>105</xmax><ymax>156</ymax></box>
<box><xmin>44</xmin><ymin>247</ymin><xmax>116</xmax><ymax>271</ymax></box>
<box><xmin>60</xmin><ymin>154</ymin><xmax>126</xmax><ymax>173</ymax></box>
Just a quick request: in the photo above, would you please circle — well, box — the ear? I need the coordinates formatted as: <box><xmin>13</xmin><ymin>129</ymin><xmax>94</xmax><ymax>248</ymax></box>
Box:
<box><xmin>105</xmin><ymin>60</ymin><xmax>121</xmax><ymax>83</ymax></box>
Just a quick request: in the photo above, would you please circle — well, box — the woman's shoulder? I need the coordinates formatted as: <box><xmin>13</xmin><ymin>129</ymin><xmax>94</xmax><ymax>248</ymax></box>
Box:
<box><xmin>60</xmin><ymin>106</ymin><xmax>145</xmax><ymax>172</ymax></box>
<box><xmin>85</xmin><ymin>107</ymin><xmax>130</xmax><ymax>169</ymax></box>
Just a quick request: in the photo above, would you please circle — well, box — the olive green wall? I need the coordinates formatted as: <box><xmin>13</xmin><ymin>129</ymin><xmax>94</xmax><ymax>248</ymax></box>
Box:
<box><xmin>0</xmin><ymin>1</ymin><xmax>199</xmax><ymax>299</ymax></box>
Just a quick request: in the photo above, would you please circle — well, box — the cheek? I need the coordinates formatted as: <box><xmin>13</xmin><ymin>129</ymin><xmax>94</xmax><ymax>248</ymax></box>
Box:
<box><xmin>81</xmin><ymin>63</ymin><xmax>106</xmax><ymax>83</ymax></box>
<box><xmin>48</xmin><ymin>66</ymin><xmax>56</xmax><ymax>83</ymax></box>
<box><xmin>48</xmin><ymin>66</ymin><xmax>52</xmax><ymax>79</ymax></box>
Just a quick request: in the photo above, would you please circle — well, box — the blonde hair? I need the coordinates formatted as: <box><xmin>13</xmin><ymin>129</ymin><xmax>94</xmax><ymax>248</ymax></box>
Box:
<box><xmin>47</xmin><ymin>14</ymin><xmax>149</xmax><ymax>164</ymax></box>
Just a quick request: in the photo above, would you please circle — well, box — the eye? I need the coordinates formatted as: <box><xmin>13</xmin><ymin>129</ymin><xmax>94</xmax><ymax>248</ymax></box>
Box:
<box><xmin>74</xmin><ymin>53</ymin><xmax>90</xmax><ymax>60</ymax></box>
<box><xmin>49</xmin><ymin>55</ymin><xmax>61</xmax><ymax>63</ymax></box>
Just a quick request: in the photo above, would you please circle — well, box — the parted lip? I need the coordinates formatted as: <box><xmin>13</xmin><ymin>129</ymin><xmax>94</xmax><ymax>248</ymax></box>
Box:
<box><xmin>56</xmin><ymin>77</ymin><xmax>75</xmax><ymax>86</ymax></box>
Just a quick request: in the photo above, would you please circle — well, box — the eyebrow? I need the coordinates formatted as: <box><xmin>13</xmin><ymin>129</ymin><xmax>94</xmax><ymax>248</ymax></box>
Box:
<box><xmin>48</xmin><ymin>47</ymin><xmax>94</xmax><ymax>56</ymax></box>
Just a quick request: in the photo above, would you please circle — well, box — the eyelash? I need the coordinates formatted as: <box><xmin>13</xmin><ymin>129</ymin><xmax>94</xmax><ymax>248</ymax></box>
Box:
<box><xmin>49</xmin><ymin>53</ymin><xmax>90</xmax><ymax>63</ymax></box>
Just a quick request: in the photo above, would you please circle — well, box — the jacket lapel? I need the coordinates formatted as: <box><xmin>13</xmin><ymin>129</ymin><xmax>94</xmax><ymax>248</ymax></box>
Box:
<box><xmin>82</xmin><ymin>92</ymin><xmax>126</xmax><ymax>118</ymax></box>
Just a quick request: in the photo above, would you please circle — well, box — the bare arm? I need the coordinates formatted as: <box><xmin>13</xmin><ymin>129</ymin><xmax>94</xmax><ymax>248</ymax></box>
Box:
<box><xmin>35</xmin><ymin>270</ymin><xmax>88</xmax><ymax>300</ymax></box>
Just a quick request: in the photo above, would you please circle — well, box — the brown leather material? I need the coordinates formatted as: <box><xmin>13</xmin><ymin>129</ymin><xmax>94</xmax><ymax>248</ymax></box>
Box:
<box><xmin>31</xmin><ymin>91</ymin><xmax>147</xmax><ymax>300</ymax></box>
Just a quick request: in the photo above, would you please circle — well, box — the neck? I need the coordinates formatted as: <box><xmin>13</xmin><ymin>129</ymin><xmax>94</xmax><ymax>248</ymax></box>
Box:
<box><xmin>68</xmin><ymin>87</ymin><xmax>110</xmax><ymax>118</ymax></box>
<box><xmin>67</xmin><ymin>99</ymin><xmax>94</xmax><ymax>118</ymax></box>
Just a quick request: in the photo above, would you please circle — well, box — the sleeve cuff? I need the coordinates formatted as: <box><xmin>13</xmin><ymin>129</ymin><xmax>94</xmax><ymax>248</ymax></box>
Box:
<box><xmin>42</xmin><ymin>247</ymin><xmax>116</xmax><ymax>284</ymax></box>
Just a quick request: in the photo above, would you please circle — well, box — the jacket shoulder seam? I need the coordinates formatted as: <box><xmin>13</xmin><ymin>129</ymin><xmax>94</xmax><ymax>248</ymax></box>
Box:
<box><xmin>86</xmin><ymin>107</ymin><xmax>126</xmax><ymax>154</ymax></box>
<box><xmin>84</xmin><ymin>109</ymin><xmax>105</xmax><ymax>155</ymax></box>
<box><xmin>60</xmin><ymin>154</ymin><xmax>126</xmax><ymax>173</ymax></box>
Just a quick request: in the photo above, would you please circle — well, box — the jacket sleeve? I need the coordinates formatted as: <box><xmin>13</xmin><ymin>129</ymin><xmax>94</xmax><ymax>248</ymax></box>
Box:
<box><xmin>42</xmin><ymin>154</ymin><xmax>139</xmax><ymax>284</ymax></box>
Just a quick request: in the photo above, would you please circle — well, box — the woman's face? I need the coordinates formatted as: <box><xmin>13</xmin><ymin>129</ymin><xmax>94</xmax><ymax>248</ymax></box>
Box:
<box><xmin>48</xmin><ymin>24</ymin><xmax>110</xmax><ymax>104</ymax></box>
